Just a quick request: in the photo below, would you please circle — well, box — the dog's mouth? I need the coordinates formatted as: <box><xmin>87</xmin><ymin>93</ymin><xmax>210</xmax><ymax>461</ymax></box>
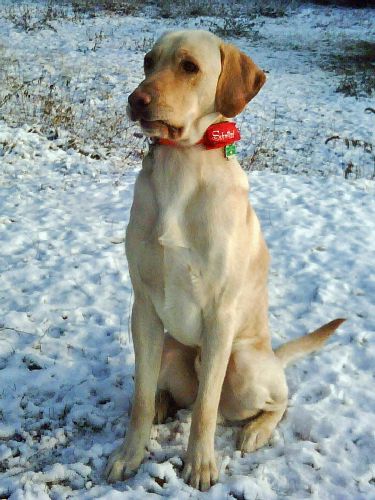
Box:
<box><xmin>127</xmin><ymin>104</ymin><xmax>183</xmax><ymax>140</ymax></box>
<box><xmin>139</xmin><ymin>119</ymin><xmax>183</xmax><ymax>140</ymax></box>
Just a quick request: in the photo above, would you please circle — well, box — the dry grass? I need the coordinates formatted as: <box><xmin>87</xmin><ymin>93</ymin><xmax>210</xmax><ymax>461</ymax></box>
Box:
<box><xmin>325</xmin><ymin>40</ymin><xmax>375</xmax><ymax>98</ymax></box>
<box><xmin>3</xmin><ymin>2</ymin><xmax>70</xmax><ymax>31</ymax></box>
<box><xmin>325</xmin><ymin>135</ymin><xmax>375</xmax><ymax>179</ymax></box>
<box><xmin>0</xmin><ymin>44</ymin><xmax>144</xmax><ymax>160</ymax></box>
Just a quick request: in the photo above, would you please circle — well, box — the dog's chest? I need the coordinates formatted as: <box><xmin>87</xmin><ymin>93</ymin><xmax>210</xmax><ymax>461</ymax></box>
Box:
<box><xmin>139</xmin><ymin>152</ymin><xmax>213</xmax><ymax>346</ymax></box>
<box><xmin>134</xmin><ymin>218</ymin><xmax>205</xmax><ymax>346</ymax></box>
<box><xmin>131</xmin><ymin>148</ymin><xmax>248</xmax><ymax>347</ymax></box>
<box><xmin>159</xmin><ymin>246</ymin><xmax>205</xmax><ymax>346</ymax></box>
<box><xmin>155</xmin><ymin>193</ymin><xmax>207</xmax><ymax>347</ymax></box>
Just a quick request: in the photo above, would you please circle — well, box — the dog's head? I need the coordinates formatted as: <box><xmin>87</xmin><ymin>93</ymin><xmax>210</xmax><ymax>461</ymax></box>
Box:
<box><xmin>128</xmin><ymin>30</ymin><xmax>266</xmax><ymax>144</ymax></box>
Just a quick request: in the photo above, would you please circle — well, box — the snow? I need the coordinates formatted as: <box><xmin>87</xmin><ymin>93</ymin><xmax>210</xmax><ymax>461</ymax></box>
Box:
<box><xmin>0</xmin><ymin>3</ymin><xmax>374</xmax><ymax>499</ymax></box>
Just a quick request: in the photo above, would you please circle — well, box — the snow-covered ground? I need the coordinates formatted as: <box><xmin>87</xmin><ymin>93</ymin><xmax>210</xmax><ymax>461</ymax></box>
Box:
<box><xmin>0</xmin><ymin>3</ymin><xmax>374</xmax><ymax>499</ymax></box>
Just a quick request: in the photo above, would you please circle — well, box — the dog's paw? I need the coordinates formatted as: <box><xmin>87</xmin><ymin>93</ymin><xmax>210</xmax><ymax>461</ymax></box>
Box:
<box><xmin>236</xmin><ymin>419</ymin><xmax>273</xmax><ymax>454</ymax></box>
<box><xmin>182</xmin><ymin>445</ymin><xmax>218</xmax><ymax>491</ymax></box>
<box><xmin>154</xmin><ymin>390</ymin><xmax>177</xmax><ymax>424</ymax></box>
<box><xmin>105</xmin><ymin>443</ymin><xmax>144</xmax><ymax>483</ymax></box>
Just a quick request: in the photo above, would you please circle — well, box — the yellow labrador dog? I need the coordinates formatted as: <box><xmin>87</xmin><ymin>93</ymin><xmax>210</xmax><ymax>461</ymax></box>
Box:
<box><xmin>105</xmin><ymin>30</ymin><xmax>344</xmax><ymax>491</ymax></box>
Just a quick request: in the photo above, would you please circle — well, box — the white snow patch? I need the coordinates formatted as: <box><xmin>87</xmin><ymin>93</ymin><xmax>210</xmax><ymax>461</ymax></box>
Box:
<box><xmin>0</xmin><ymin>4</ymin><xmax>374</xmax><ymax>500</ymax></box>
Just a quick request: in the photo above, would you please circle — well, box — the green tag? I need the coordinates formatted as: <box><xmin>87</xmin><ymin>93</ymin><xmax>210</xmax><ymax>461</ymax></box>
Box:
<box><xmin>224</xmin><ymin>143</ymin><xmax>236</xmax><ymax>159</ymax></box>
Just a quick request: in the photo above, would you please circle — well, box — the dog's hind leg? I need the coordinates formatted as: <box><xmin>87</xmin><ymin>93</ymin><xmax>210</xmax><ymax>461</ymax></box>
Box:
<box><xmin>224</xmin><ymin>320</ymin><xmax>345</xmax><ymax>454</ymax></box>
<box><xmin>220</xmin><ymin>346</ymin><xmax>288</xmax><ymax>454</ymax></box>
<box><xmin>236</xmin><ymin>404</ymin><xmax>287</xmax><ymax>454</ymax></box>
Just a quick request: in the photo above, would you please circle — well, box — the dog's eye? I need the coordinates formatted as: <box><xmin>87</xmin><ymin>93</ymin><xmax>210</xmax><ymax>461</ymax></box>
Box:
<box><xmin>144</xmin><ymin>55</ymin><xmax>154</xmax><ymax>71</ymax></box>
<box><xmin>181</xmin><ymin>60</ymin><xmax>199</xmax><ymax>74</ymax></box>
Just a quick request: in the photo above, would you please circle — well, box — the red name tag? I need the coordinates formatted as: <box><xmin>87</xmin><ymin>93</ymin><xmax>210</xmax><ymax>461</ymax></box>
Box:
<box><xmin>204</xmin><ymin>122</ymin><xmax>241</xmax><ymax>148</ymax></box>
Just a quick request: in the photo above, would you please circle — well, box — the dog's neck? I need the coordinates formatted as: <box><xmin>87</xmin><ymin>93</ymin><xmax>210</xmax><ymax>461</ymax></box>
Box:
<box><xmin>179</xmin><ymin>112</ymin><xmax>226</xmax><ymax>146</ymax></box>
<box><xmin>155</xmin><ymin>120</ymin><xmax>240</xmax><ymax>148</ymax></box>
<box><xmin>151</xmin><ymin>118</ymin><xmax>241</xmax><ymax>160</ymax></box>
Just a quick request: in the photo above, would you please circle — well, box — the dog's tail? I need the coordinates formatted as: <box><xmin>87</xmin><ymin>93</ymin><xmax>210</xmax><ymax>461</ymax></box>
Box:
<box><xmin>274</xmin><ymin>318</ymin><xmax>346</xmax><ymax>368</ymax></box>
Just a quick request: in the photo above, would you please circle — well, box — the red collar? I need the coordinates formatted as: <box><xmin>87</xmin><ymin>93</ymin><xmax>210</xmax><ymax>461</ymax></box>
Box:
<box><xmin>154</xmin><ymin>122</ymin><xmax>241</xmax><ymax>150</ymax></box>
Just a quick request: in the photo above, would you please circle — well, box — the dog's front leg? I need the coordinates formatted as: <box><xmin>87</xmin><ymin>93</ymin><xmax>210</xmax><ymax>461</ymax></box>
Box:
<box><xmin>105</xmin><ymin>295</ymin><xmax>164</xmax><ymax>482</ymax></box>
<box><xmin>182</xmin><ymin>309</ymin><xmax>234</xmax><ymax>491</ymax></box>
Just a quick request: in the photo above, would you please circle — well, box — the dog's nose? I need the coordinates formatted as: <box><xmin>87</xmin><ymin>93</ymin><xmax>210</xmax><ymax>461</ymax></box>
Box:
<box><xmin>128</xmin><ymin>89</ymin><xmax>151</xmax><ymax>112</ymax></box>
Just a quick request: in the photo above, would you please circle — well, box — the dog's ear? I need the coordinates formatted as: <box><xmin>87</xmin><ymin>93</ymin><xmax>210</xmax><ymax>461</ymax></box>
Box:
<box><xmin>215</xmin><ymin>43</ymin><xmax>266</xmax><ymax>118</ymax></box>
